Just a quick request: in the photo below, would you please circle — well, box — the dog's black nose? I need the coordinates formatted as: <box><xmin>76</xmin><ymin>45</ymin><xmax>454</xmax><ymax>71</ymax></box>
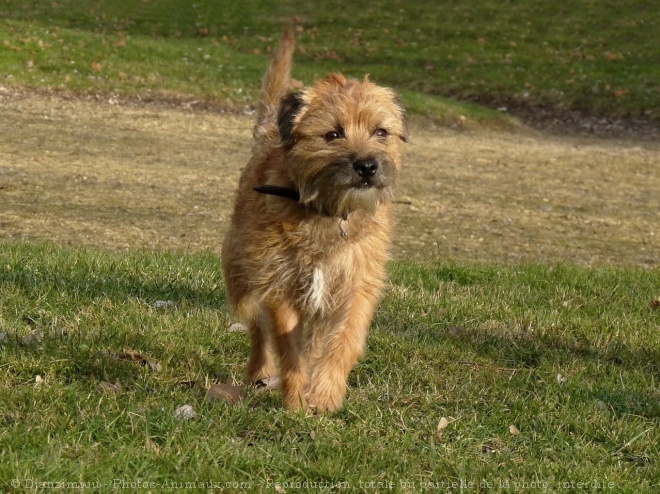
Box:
<box><xmin>353</xmin><ymin>159</ymin><xmax>379</xmax><ymax>178</ymax></box>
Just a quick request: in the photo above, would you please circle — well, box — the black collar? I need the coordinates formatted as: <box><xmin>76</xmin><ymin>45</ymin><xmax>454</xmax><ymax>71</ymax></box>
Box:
<box><xmin>253</xmin><ymin>185</ymin><xmax>300</xmax><ymax>202</ymax></box>
<box><xmin>253</xmin><ymin>185</ymin><xmax>349</xmax><ymax>239</ymax></box>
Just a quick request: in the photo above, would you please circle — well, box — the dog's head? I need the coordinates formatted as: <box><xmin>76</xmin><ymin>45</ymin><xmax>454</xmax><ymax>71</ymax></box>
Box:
<box><xmin>277</xmin><ymin>74</ymin><xmax>407</xmax><ymax>217</ymax></box>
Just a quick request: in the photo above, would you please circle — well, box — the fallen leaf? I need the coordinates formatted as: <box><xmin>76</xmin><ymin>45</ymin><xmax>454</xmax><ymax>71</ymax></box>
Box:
<box><xmin>436</xmin><ymin>416</ymin><xmax>449</xmax><ymax>440</ymax></box>
<box><xmin>174</xmin><ymin>404</ymin><xmax>196</xmax><ymax>420</ymax></box>
<box><xmin>96</xmin><ymin>381</ymin><xmax>121</xmax><ymax>394</ymax></box>
<box><xmin>35</xmin><ymin>375</ymin><xmax>44</xmax><ymax>385</ymax></box>
<box><xmin>448</xmin><ymin>325</ymin><xmax>465</xmax><ymax>336</ymax></box>
<box><xmin>482</xmin><ymin>437</ymin><xmax>505</xmax><ymax>453</ymax></box>
<box><xmin>145</xmin><ymin>359</ymin><xmax>163</xmax><ymax>372</ymax></box>
<box><xmin>595</xmin><ymin>400</ymin><xmax>609</xmax><ymax>411</ymax></box>
<box><xmin>177</xmin><ymin>380</ymin><xmax>197</xmax><ymax>388</ymax></box>
<box><xmin>509</xmin><ymin>424</ymin><xmax>521</xmax><ymax>436</ymax></box>
<box><xmin>315</xmin><ymin>50</ymin><xmax>342</xmax><ymax>61</ymax></box>
<box><xmin>556</xmin><ymin>373</ymin><xmax>567</xmax><ymax>385</ymax></box>
<box><xmin>20</xmin><ymin>330</ymin><xmax>42</xmax><ymax>346</ymax></box>
<box><xmin>107</xmin><ymin>350</ymin><xmax>162</xmax><ymax>372</ymax></box>
<box><xmin>207</xmin><ymin>383</ymin><xmax>244</xmax><ymax>403</ymax></box>
<box><xmin>650</xmin><ymin>298</ymin><xmax>660</xmax><ymax>309</ymax></box>
<box><xmin>91</xmin><ymin>62</ymin><xmax>102</xmax><ymax>72</ymax></box>
<box><xmin>145</xmin><ymin>438</ymin><xmax>161</xmax><ymax>455</ymax></box>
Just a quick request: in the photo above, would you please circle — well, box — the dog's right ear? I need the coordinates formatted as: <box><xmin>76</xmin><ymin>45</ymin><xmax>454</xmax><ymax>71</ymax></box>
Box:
<box><xmin>278</xmin><ymin>92</ymin><xmax>305</xmax><ymax>148</ymax></box>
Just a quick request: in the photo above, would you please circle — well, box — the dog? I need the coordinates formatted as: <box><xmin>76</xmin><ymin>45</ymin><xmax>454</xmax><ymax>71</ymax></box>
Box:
<box><xmin>221</xmin><ymin>25</ymin><xmax>407</xmax><ymax>412</ymax></box>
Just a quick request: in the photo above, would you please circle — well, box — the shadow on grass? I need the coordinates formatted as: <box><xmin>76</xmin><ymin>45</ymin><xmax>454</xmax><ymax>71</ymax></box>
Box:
<box><xmin>1</xmin><ymin>242</ymin><xmax>226</xmax><ymax>310</ymax></box>
<box><xmin>378</xmin><ymin>261</ymin><xmax>660</xmax><ymax>419</ymax></box>
<box><xmin>0</xmin><ymin>241</ymin><xmax>232</xmax><ymax>386</ymax></box>
<box><xmin>384</xmin><ymin>261</ymin><xmax>660</xmax><ymax>372</ymax></box>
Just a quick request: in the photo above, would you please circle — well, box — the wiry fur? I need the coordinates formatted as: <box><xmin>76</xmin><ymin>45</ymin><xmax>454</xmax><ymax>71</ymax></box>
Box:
<box><xmin>222</xmin><ymin>26</ymin><xmax>407</xmax><ymax>412</ymax></box>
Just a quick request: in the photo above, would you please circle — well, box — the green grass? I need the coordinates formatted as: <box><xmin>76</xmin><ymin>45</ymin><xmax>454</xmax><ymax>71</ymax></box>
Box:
<box><xmin>1</xmin><ymin>242</ymin><xmax>658</xmax><ymax>492</ymax></box>
<box><xmin>1</xmin><ymin>3</ymin><xmax>659</xmax><ymax>491</ymax></box>
<box><xmin>1</xmin><ymin>0</ymin><xmax>658</xmax><ymax>120</ymax></box>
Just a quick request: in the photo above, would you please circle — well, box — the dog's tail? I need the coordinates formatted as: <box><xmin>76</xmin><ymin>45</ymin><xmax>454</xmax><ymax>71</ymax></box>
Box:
<box><xmin>256</xmin><ymin>25</ymin><xmax>296</xmax><ymax>126</ymax></box>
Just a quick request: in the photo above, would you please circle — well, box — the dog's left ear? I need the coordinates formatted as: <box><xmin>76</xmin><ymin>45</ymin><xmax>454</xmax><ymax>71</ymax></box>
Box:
<box><xmin>393</xmin><ymin>94</ymin><xmax>408</xmax><ymax>143</ymax></box>
<box><xmin>278</xmin><ymin>92</ymin><xmax>305</xmax><ymax>148</ymax></box>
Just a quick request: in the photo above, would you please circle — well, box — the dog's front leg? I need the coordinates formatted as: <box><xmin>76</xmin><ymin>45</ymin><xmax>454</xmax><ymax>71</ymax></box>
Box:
<box><xmin>264</xmin><ymin>302</ymin><xmax>308</xmax><ymax>411</ymax></box>
<box><xmin>246</xmin><ymin>313</ymin><xmax>279</xmax><ymax>383</ymax></box>
<box><xmin>306</xmin><ymin>289</ymin><xmax>379</xmax><ymax>413</ymax></box>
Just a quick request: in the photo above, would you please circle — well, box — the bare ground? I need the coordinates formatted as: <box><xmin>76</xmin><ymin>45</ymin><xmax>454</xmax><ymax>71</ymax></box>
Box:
<box><xmin>1</xmin><ymin>89</ymin><xmax>658</xmax><ymax>267</ymax></box>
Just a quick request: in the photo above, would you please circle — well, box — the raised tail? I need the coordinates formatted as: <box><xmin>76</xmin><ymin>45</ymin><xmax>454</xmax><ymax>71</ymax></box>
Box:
<box><xmin>256</xmin><ymin>25</ymin><xmax>296</xmax><ymax>126</ymax></box>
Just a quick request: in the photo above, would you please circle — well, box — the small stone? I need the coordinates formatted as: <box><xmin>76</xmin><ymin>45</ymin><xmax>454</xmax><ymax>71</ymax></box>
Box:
<box><xmin>227</xmin><ymin>323</ymin><xmax>247</xmax><ymax>333</ymax></box>
<box><xmin>174</xmin><ymin>404</ymin><xmax>196</xmax><ymax>420</ymax></box>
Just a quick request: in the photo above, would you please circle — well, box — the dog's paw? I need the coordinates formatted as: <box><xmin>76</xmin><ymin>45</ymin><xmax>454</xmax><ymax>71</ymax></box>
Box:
<box><xmin>307</xmin><ymin>385</ymin><xmax>345</xmax><ymax>413</ymax></box>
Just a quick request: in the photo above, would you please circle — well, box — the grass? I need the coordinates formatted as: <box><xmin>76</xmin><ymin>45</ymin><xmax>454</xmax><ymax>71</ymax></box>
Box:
<box><xmin>1</xmin><ymin>2</ymin><xmax>658</xmax><ymax>492</ymax></box>
<box><xmin>1</xmin><ymin>0</ymin><xmax>658</xmax><ymax>121</ymax></box>
<box><xmin>1</xmin><ymin>242</ymin><xmax>659</xmax><ymax>492</ymax></box>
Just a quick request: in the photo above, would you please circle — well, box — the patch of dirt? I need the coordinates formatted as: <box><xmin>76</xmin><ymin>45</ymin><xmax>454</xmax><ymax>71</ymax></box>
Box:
<box><xmin>462</xmin><ymin>92</ymin><xmax>660</xmax><ymax>142</ymax></box>
<box><xmin>1</xmin><ymin>89</ymin><xmax>658</xmax><ymax>267</ymax></box>
<box><xmin>503</xmin><ymin>103</ymin><xmax>660</xmax><ymax>142</ymax></box>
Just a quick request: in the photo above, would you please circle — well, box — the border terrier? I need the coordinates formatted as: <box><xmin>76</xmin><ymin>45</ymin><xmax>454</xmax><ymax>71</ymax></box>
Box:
<box><xmin>222</xmin><ymin>26</ymin><xmax>407</xmax><ymax>412</ymax></box>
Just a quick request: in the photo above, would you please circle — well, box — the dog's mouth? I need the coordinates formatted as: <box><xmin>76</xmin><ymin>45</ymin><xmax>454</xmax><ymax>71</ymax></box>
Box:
<box><xmin>292</xmin><ymin>155</ymin><xmax>397</xmax><ymax>216</ymax></box>
<box><xmin>354</xmin><ymin>178</ymin><xmax>377</xmax><ymax>189</ymax></box>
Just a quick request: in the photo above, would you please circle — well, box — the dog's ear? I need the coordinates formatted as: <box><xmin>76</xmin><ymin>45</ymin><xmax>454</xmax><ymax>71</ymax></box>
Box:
<box><xmin>393</xmin><ymin>93</ymin><xmax>409</xmax><ymax>143</ymax></box>
<box><xmin>278</xmin><ymin>92</ymin><xmax>305</xmax><ymax>147</ymax></box>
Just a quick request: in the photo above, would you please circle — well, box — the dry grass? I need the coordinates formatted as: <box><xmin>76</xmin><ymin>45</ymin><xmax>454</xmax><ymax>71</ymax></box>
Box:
<box><xmin>1</xmin><ymin>89</ymin><xmax>658</xmax><ymax>266</ymax></box>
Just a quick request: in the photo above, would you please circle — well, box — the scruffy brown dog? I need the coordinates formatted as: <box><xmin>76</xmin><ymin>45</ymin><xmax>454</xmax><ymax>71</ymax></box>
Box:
<box><xmin>222</xmin><ymin>26</ymin><xmax>407</xmax><ymax>412</ymax></box>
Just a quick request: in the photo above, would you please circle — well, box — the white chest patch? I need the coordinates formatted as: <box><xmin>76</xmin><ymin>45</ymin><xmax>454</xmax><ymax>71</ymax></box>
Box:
<box><xmin>308</xmin><ymin>266</ymin><xmax>326</xmax><ymax>313</ymax></box>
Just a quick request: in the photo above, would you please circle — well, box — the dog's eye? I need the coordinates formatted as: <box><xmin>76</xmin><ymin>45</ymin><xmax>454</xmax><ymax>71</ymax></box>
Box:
<box><xmin>324</xmin><ymin>130</ymin><xmax>343</xmax><ymax>142</ymax></box>
<box><xmin>374</xmin><ymin>128</ymin><xmax>389</xmax><ymax>138</ymax></box>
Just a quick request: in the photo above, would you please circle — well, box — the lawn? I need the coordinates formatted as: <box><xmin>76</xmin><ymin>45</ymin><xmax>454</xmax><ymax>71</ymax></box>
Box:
<box><xmin>1</xmin><ymin>243</ymin><xmax>658</xmax><ymax>492</ymax></box>
<box><xmin>1</xmin><ymin>1</ymin><xmax>659</xmax><ymax>492</ymax></box>
<box><xmin>0</xmin><ymin>0</ymin><xmax>658</xmax><ymax>121</ymax></box>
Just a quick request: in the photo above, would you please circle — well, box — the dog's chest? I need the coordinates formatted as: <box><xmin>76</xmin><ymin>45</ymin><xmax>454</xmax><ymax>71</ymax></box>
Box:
<box><xmin>297</xmin><ymin>245</ymin><xmax>354</xmax><ymax>315</ymax></box>
<box><xmin>276</xmin><ymin>214</ymin><xmax>378</xmax><ymax>315</ymax></box>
